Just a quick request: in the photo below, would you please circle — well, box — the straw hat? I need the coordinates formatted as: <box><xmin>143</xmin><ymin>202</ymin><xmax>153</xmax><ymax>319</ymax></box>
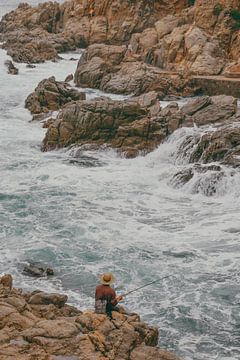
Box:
<box><xmin>100</xmin><ymin>272</ymin><xmax>115</xmax><ymax>285</ymax></box>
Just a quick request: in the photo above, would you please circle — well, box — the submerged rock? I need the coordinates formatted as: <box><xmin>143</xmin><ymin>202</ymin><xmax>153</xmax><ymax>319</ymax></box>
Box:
<box><xmin>170</xmin><ymin>164</ymin><xmax>225</xmax><ymax>196</ymax></box>
<box><xmin>0</xmin><ymin>274</ymin><xmax>180</xmax><ymax>360</ymax></box>
<box><xmin>22</xmin><ymin>262</ymin><xmax>54</xmax><ymax>277</ymax></box>
<box><xmin>4</xmin><ymin>59</ymin><xmax>18</xmax><ymax>74</ymax></box>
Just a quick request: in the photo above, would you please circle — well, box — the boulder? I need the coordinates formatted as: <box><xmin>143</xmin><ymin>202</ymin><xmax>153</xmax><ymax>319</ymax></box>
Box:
<box><xmin>4</xmin><ymin>60</ymin><xmax>18</xmax><ymax>74</ymax></box>
<box><xmin>25</xmin><ymin>76</ymin><xmax>86</xmax><ymax>114</ymax></box>
<box><xmin>28</xmin><ymin>292</ymin><xmax>68</xmax><ymax>308</ymax></box>
<box><xmin>154</xmin><ymin>15</ymin><xmax>180</xmax><ymax>40</ymax></box>
<box><xmin>64</xmin><ymin>73</ymin><xmax>73</xmax><ymax>82</ymax></box>
<box><xmin>189</xmin><ymin>126</ymin><xmax>240</xmax><ymax>164</ymax></box>
<box><xmin>181</xmin><ymin>95</ymin><xmax>237</xmax><ymax>126</ymax></box>
<box><xmin>0</xmin><ymin>274</ymin><xmax>13</xmax><ymax>290</ymax></box>
<box><xmin>170</xmin><ymin>164</ymin><xmax>225</xmax><ymax>196</ymax></box>
<box><xmin>22</xmin><ymin>262</ymin><xmax>54</xmax><ymax>277</ymax></box>
<box><xmin>41</xmin><ymin>93</ymin><xmax>171</xmax><ymax>156</ymax></box>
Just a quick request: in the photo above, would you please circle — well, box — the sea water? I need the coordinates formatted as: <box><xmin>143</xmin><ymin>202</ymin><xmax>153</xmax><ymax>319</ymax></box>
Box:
<box><xmin>0</xmin><ymin>2</ymin><xmax>240</xmax><ymax>360</ymax></box>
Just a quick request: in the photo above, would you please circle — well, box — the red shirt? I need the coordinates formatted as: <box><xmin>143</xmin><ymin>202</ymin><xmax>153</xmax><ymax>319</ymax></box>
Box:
<box><xmin>95</xmin><ymin>284</ymin><xmax>118</xmax><ymax>306</ymax></box>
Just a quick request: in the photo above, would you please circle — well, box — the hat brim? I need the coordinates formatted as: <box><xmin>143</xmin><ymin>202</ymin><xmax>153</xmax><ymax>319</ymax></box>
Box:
<box><xmin>100</xmin><ymin>273</ymin><xmax>115</xmax><ymax>285</ymax></box>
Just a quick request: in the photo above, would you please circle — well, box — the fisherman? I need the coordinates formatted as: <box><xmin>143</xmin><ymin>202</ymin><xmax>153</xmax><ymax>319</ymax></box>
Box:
<box><xmin>95</xmin><ymin>272</ymin><xmax>123</xmax><ymax>319</ymax></box>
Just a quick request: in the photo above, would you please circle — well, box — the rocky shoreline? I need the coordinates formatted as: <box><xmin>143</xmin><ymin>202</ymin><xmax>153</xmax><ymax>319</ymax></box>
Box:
<box><xmin>0</xmin><ymin>274</ymin><xmax>180</xmax><ymax>360</ymax></box>
<box><xmin>0</xmin><ymin>0</ymin><xmax>239</xmax><ymax>179</ymax></box>
<box><xmin>1</xmin><ymin>1</ymin><xmax>240</xmax><ymax>358</ymax></box>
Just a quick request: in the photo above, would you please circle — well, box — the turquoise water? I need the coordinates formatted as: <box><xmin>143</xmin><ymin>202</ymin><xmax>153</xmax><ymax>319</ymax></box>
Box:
<box><xmin>1</xmin><ymin>2</ymin><xmax>240</xmax><ymax>360</ymax></box>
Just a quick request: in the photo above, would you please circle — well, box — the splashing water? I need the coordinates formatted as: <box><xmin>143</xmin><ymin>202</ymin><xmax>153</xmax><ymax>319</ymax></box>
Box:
<box><xmin>1</xmin><ymin>2</ymin><xmax>240</xmax><ymax>360</ymax></box>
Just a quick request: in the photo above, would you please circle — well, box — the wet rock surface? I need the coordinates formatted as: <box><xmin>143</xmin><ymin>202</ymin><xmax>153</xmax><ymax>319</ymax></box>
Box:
<box><xmin>41</xmin><ymin>93</ymin><xmax>240</xmax><ymax>163</ymax></box>
<box><xmin>4</xmin><ymin>59</ymin><xmax>18</xmax><ymax>74</ymax></box>
<box><xmin>22</xmin><ymin>262</ymin><xmax>54</xmax><ymax>277</ymax></box>
<box><xmin>0</xmin><ymin>274</ymin><xmax>180</xmax><ymax>360</ymax></box>
<box><xmin>25</xmin><ymin>76</ymin><xmax>86</xmax><ymax>115</ymax></box>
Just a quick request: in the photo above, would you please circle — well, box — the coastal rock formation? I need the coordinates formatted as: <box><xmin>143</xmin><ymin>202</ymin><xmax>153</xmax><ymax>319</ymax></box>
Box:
<box><xmin>170</xmin><ymin>164</ymin><xmax>226</xmax><ymax>196</ymax></box>
<box><xmin>0</xmin><ymin>274</ymin><xmax>180</xmax><ymax>360</ymax></box>
<box><xmin>41</xmin><ymin>92</ymin><xmax>240</xmax><ymax>160</ymax></box>
<box><xmin>25</xmin><ymin>76</ymin><xmax>86</xmax><ymax>114</ymax></box>
<box><xmin>74</xmin><ymin>43</ymin><xmax>191</xmax><ymax>96</ymax></box>
<box><xmin>42</xmin><ymin>92</ymin><xmax>164</xmax><ymax>157</ymax></box>
<box><xmin>0</xmin><ymin>0</ymin><xmax>187</xmax><ymax>63</ymax></box>
<box><xmin>0</xmin><ymin>0</ymin><xmax>239</xmax><ymax>77</ymax></box>
<box><xmin>4</xmin><ymin>59</ymin><xmax>18</xmax><ymax>74</ymax></box>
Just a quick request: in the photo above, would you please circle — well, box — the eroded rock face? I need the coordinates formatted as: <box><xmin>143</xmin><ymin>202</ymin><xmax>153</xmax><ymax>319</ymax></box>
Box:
<box><xmin>0</xmin><ymin>0</ymin><xmax>188</xmax><ymax>63</ymax></box>
<box><xmin>74</xmin><ymin>43</ymin><xmax>190</xmax><ymax>96</ymax></box>
<box><xmin>40</xmin><ymin>94</ymin><xmax>240</xmax><ymax>162</ymax></box>
<box><xmin>41</xmin><ymin>93</ymin><xmax>164</xmax><ymax>157</ymax></box>
<box><xmin>0</xmin><ymin>274</ymin><xmax>180</xmax><ymax>360</ymax></box>
<box><xmin>25</xmin><ymin>76</ymin><xmax>86</xmax><ymax>115</ymax></box>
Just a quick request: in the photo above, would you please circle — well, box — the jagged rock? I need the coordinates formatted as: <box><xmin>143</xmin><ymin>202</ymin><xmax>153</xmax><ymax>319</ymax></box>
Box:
<box><xmin>0</xmin><ymin>0</ymin><xmax>240</xmax><ymax>86</ymax></box>
<box><xmin>181</xmin><ymin>95</ymin><xmax>237</xmax><ymax>126</ymax></box>
<box><xmin>74</xmin><ymin>44</ymin><xmax>187</xmax><ymax>96</ymax></box>
<box><xmin>0</xmin><ymin>0</ymin><xmax>187</xmax><ymax>63</ymax></box>
<box><xmin>41</xmin><ymin>93</ymin><xmax>173</xmax><ymax>156</ymax></box>
<box><xmin>28</xmin><ymin>292</ymin><xmax>68</xmax><ymax>308</ymax></box>
<box><xmin>0</xmin><ymin>274</ymin><xmax>13</xmax><ymax>290</ymax></box>
<box><xmin>0</xmin><ymin>274</ymin><xmax>179</xmax><ymax>360</ymax></box>
<box><xmin>189</xmin><ymin>126</ymin><xmax>240</xmax><ymax>164</ymax></box>
<box><xmin>170</xmin><ymin>164</ymin><xmax>225</xmax><ymax>196</ymax></box>
<box><xmin>4</xmin><ymin>59</ymin><xmax>18</xmax><ymax>74</ymax></box>
<box><xmin>23</xmin><ymin>262</ymin><xmax>54</xmax><ymax>277</ymax></box>
<box><xmin>40</xmin><ymin>92</ymin><xmax>240</xmax><ymax>160</ymax></box>
<box><xmin>25</xmin><ymin>76</ymin><xmax>86</xmax><ymax>114</ymax></box>
<box><xmin>64</xmin><ymin>73</ymin><xmax>73</xmax><ymax>82</ymax></box>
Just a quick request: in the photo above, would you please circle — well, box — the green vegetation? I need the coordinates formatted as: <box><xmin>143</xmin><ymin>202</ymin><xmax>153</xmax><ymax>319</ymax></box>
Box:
<box><xmin>230</xmin><ymin>8</ymin><xmax>240</xmax><ymax>30</ymax></box>
<box><xmin>213</xmin><ymin>3</ymin><xmax>224</xmax><ymax>16</ymax></box>
<box><xmin>188</xmin><ymin>0</ymin><xmax>195</xmax><ymax>6</ymax></box>
<box><xmin>230</xmin><ymin>8</ymin><xmax>240</xmax><ymax>22</ymax></box>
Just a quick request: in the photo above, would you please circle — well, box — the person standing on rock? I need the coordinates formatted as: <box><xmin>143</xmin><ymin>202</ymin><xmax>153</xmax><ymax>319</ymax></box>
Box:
<box><xmin>95</xmin><ymin>273</ymin><xmax>123</xmax><ymax>319</ymax></box>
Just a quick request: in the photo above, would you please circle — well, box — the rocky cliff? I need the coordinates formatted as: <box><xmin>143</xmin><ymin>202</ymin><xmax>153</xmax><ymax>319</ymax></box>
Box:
<box><xmin>1</xmin><ymin>0</ymin><xmax>240</xmax><ymax>79</ymax></box>
<box><xmin>0</xmin><ymin>274</ymin><xmax>180</xmax><ymax>360</ymax></box>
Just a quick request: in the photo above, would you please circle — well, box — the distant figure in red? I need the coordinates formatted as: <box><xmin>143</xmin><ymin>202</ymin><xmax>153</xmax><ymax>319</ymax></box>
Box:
<box><xmin>95</xmin><ymin>272</ymin><xmax>123</xmax><ymax>319</ymax></box>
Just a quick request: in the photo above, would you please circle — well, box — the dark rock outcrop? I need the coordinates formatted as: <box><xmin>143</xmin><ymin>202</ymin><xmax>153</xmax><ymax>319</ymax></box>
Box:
<box><xmin>4</xmin><ymin>59</ymin><xmax>18</xmax><ymax>74</ymax></box>
<box><xmin>25</xmin><ymin>76</ymin><xmax>86</xmax><ymax>115</ymax></box>
<box><xmin>22</xmin><ymin>262</ymin><xmax>54</xmax><ymax>277</ymax></box>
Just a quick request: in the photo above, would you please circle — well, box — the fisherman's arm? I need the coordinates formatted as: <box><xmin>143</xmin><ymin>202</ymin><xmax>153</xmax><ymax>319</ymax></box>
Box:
<box><xmin>111</xmin><ymin>289</ymin><xmax>123</xmax><ymax>305</ymax></box>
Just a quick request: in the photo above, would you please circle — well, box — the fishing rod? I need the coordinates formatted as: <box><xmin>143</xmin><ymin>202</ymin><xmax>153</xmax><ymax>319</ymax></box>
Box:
<box><xmin>121</xmin><ymin>274</ymin><xmax>173</xmax><ymax>297</ymax></box>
